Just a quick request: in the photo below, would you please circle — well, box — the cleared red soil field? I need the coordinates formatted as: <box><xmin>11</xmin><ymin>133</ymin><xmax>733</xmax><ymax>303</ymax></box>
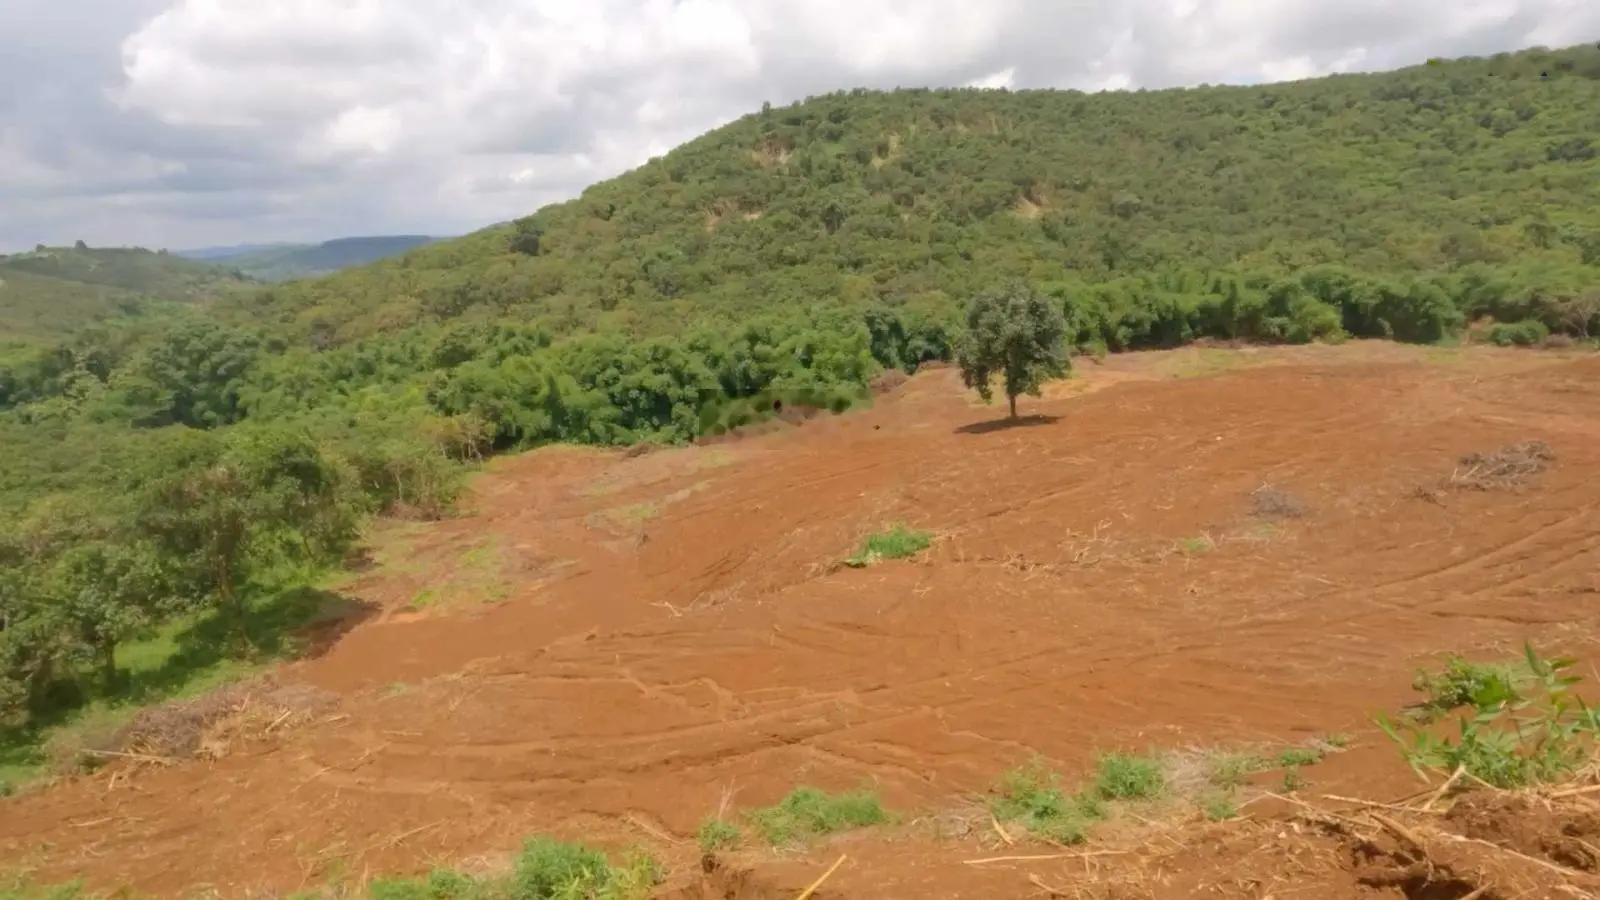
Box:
<box><xmin>5</xmin><ymin>343</ymin><xmax>1600</xmax><ymax>898</ymax></box>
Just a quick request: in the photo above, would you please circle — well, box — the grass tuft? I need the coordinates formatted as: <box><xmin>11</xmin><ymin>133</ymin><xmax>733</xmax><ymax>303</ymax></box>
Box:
<box><xmin>844</xmin><ymin>524</ymin><xmax>933</xmax><ymax>568</ymax></box>
<box><xmin>1092</xmin><ymin>752</ymin><xmax>1165</xmax><ymax>801</ymax></box>
<box><xmin>1204</xmin><ymin>751</ymin><xmax>1266</xmax><ymax>789</ymax></box>
<box><xmin>1201</xmin><ymin>792</ymin><xmax>1239</xmax><ymax>822</ymax></box>
<box><xmin>1275</xmin><ymin>746</ymin><xmax>1324</xmax><ymax>768</ymax></box>
<box><xmin>695</xmin><ymin>817</ymin><xmax>741</xmax><ymax>853</ymax></box>
<box><xmin>362</xmin><ymin>838</ymin><xmax>659</xmax><ymax>900</ymax></box>
<box><xmin>990</xmin><ymin>760</ymin><xmax>1099</xmax><ymax>845</ymax></box>
<box><xmin>746</xmin><ymin>787</ymin><xmax>890</xmax><ymax>846</ymax></box>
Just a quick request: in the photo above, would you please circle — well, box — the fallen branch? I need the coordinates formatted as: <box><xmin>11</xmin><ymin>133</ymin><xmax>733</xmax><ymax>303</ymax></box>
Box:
<box><xmin>1440</xmin><ymin>832</ymin><xmax>1596</xmax><ymax>879</ymax></box>
<box><xmin>1422</xmin><ymin>765</ymin><xmax>1466</xmax><ymax>811</ymax></box>
<box><xmin>964</xmin><ymin>850</ymin><xmax>1129</xmax><ymax>865</ymax></box>
<box><xmin>1027</xmin><ymin>872</ymin><xmax>1067</xmax><ymax>896</ymax></box>
<box><xmin>795</xmin><ymin>854</ymin><xmax>847</xmax><ymax>900</ymax></box>
<box><xmin>1367</xmin><ymin>812</ymin><xmax>1427</xmax><ymax>853</ymax></box>
<box><xmin>81</xmin><ymin>749</ymin><xmax>178</xmax><ymax>766</ymax></box>
<box><xmin>626</xmin><ymin>813</ymin><xmax>686</xmax><ymax>846</ymax></box>
<box><xmin>1261</xmin><ymin>792</ymin><xmax>1373</xmax><ymax>831</ymax></box>
<box><xmin>1320</xmin><ymin>794</ymin><xmax>1446</xmax><ymax>816</ymax></box>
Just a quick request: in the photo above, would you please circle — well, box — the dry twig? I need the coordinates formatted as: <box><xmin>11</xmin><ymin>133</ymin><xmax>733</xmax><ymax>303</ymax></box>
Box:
<box><xmin>795</xmin><ymin>854</ymin><xmax>847</xmax><ymax>900</ymax></box>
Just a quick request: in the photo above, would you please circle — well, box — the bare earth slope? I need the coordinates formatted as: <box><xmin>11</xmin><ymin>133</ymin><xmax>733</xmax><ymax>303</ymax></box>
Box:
<box><xmin>4</xmin><ymin>343</ymin><xmax>1600</xmax><ymax>898</ymax></box>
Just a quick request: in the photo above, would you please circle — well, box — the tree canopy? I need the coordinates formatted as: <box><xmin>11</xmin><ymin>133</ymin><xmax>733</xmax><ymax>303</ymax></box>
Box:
<box><xmin>957</xmin><ymin>283</ymin><xmax>1069</xmax><ymax>419</ymax></box>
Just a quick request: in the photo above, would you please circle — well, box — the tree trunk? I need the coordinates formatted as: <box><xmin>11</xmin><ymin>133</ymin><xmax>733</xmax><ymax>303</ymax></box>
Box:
<box><xmin>1008</xmin><ymin>393</ymin><xmax>1018</xmax><ymax>420</ymax></box>
<box><xmin>214</xmin><ymin>559</ymin><xmax>255</xmax><ymax>656</ymax></box>
<box><xmin>100</xmin><ymin>638</ymin><xmax>118</xmax><ymax>693</ymax></box>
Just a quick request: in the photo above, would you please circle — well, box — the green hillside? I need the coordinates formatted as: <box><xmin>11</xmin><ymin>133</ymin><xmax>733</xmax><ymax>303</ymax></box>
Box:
<box><xmin>185</xmin><ymin>236</ymin><xmax>442</xmax><ymax>282</ymax></box>
<box><xmin>0</xmin><ymin>246</ymin><xmax>252</xmax><ymax>349</ymax></box>
<box><xmin>1</xmin><ymin>245</ymin><xmax>252</xmax><ymax>297</ymax></box>
<box><xmin>225</xmin><ymin>43</ymin><xmax>1600</xmax><ymax>347</ymax></box>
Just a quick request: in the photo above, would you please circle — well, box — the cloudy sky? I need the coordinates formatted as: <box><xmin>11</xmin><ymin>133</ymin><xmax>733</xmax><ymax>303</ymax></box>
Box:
<box><xmin>1</xmin><ymin>0</ymin><xmax>1595</xmax><ymax>252</ymax></box>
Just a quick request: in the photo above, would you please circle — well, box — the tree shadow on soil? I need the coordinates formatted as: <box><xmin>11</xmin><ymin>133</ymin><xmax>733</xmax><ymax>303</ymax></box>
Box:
<box><xmin>956</xmin><ymin>413</ymin><xmax>1062</xmax><ymax>435</ymax></box>
<box><xmin>120</xmin><ymin>587</ymin><xmax>378</xmax><ymax>705</ymax></box>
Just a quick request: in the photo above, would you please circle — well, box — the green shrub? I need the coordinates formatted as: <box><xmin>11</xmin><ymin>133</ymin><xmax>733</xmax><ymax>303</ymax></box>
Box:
<box><xmin>695</xmin><ymin>817</ymin><xmax>741</xmax><ymax>853</ymax></box>
<box><xmin>1092</xmin><ymin>752</ymin><xmax>1165</xmax><ymax>801</ymax></box>
<box><xmin>1410</xmin><ymin>655</ymin><xmax>1521</xmax><ymax>719</ymax></box>
<box><xmin>1379</xmin><ymin>642</ymin><xmax>1600</xmax><ymax>788</ymax></box>
<box><xmin>1488</xmin><ymin>319</ymin><xmax>1551</xmax><ymax>347</ymax></box>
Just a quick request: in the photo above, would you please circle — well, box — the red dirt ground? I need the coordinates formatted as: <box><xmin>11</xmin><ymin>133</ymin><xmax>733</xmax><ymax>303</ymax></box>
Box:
<box><xmin>4</xmin><ymin>342</ymin><xmax>1600</xmax><ymax>899</ymax></box>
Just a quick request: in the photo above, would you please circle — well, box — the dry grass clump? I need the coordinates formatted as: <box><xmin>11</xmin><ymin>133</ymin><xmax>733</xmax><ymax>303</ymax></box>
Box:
<box><xmin>1250</xmin><ymin>484</ymin><xmax>1306</xmax><ymax>520</ymax></box>
<box><xmin>869</xmin><ymin>369</ymin><xmax>910</xmax><ymax>395</ymax></box>
<box><xmin>56</xmin><ymin>675</ymin><xmax>336</xmax><ymax>773</ymax></box>
<box><xmin>1450</xmin><ymin>441</ymin><xmax>1555</xmax><ymax>491</ymax></box>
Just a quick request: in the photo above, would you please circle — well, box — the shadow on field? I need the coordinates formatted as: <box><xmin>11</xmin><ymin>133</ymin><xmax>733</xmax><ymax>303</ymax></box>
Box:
<box><xmin>956</xmin><ymin>413</ymin><xmax>1061</xmax><ymax>435</ymax></box>
<box><xmin>94</xmin><ymin>587</ymin><xmax>376</xmax><ymax>710</ymax></box>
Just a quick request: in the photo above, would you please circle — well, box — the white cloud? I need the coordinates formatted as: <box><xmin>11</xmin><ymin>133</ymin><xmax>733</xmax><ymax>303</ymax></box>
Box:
<box><xmin>967</xmin><ymin>68</ymin><xmax>1018</xmax><ymax>90</ymax></box>
<box><xmin>0</xmin><ymin>0</ymin><xmax>1596</xmax><ymax>250</ymax></box>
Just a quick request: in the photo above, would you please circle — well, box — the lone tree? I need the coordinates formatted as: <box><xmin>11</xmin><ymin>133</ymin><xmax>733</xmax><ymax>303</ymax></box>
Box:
<box><xmin>956</xmin><ymin>282</ymin><xmax>1069</xmax><ymax>420</ymax></box>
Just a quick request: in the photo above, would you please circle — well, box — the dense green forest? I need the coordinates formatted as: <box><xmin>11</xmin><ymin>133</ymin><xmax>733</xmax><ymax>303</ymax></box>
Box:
<box><xmin>176</xmin><ymin>236</ymin><xmax>443</xmax><ymax>282</ymax></box>
<box><xmin>1</xmin><ymin>43</ymin><xmax>1598</xmax><ymax>768</ymax></box>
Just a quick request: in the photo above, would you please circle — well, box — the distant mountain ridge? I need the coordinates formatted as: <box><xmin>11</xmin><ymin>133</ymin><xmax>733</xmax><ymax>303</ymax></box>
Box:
<box><xmin>176</xmin><ymin>243</ymin><xmax>300</xmax><ymax>261</ymax></box>
<box><xmin>175</xmin><ymin>235</ymin><xmax>443</xmax><ymax>281</ymax></box>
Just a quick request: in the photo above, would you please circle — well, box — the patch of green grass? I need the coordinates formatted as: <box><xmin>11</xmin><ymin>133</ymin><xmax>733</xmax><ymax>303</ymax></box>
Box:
<box><xmin>0</xmin><ymin>876</ymin><xmax>93</xmax><ymax>900</ymax></box>
<box><xmin>1204</xmin><ymin>751</ymin><xmax>1266</xmax><ymax>789</ymax></box>
<box><xmin>745</xmin><ymin>787</ymin><xmax>891</xmax><ymax>846</ymax></box>
<box><xmin>361</xmin><ymin>839</ymin><xmax>659</xmax><ymax>900</ymax></box>
<box><xmin>695</xmin><ymin>818</ymin><xmax>741</xmax><ymax>853</ymax></box>
<box><xmin>402</xmin><ymin>537</ymin><xmax>515</xmax><ymax>611</ymax></box>
<box><xmin>589</xmin><ymin>502</ymin><xmax>660</xmax><ymax>531</ymax></box>
<box><xmin>1175</xmin><ymin>535</ymin><xmax>1215</xmax><ymax>557</ymax></box>
<box><xmin>1155</xmin><ymin>349</ymin><xmax>1260</xmax><ymax>380</ymax></box>
<box><xmin>1320</xmin><ymin>733</ymin><xmax>1352</xmax><ymax>749</ymax></box>
<box><xmin>1275</xmin><ymin>747</ymin><xmax>1325</xmax><ymax>768</ymax></box>
<box><xmin>843</xmin><ymin>524</ymin><xmax>933</xmax><ymax>568</ymax></box>
<box><xmin>1200</xmin><ymin>792</ymin><xmax>1239</xmax><ymax>822</ymax></box>
<box><xmin>1281</xmin><ymin>767</ymin><xmax>1308</xmax><ymax>792</ymax></box>
<box><xmin>1092</xmin><ymin>752</ymin><xmax>1165</xmax><ymax>801</ymax></box>
<box><xmin>990</xmin><ymin>760</ymin><xmax>1102</xmax><ymax>846</ymax></box>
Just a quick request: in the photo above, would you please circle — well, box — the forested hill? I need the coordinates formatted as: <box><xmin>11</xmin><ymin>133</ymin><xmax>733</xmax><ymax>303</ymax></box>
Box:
<box><xmin>0</xmin><ymin>245</ymin><xmax>253</xmax><ymax>349</ymax></box>
<box><xmin>225</xmin><ymin>43</ymin><xmax>1600</xmax><ymax>346</ymax></box>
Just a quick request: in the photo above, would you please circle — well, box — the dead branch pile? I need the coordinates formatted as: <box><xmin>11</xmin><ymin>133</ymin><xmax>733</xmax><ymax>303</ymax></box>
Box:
<box><xmin>1451</xmin><ymin>441</ymin><xmax>1556</xmax><ymax>491</ymax></box>
<box><xmin>60</xmin><ymin>675</ymin><xmax>337</xmax><ymax>774</ymax></box>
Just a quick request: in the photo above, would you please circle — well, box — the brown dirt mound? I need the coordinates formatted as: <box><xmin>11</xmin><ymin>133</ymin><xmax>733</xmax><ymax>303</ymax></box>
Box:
<box><xmin>4</xmin><ymin>343</ymin><xmax>1600</xmax><ymax>898</ymax></box>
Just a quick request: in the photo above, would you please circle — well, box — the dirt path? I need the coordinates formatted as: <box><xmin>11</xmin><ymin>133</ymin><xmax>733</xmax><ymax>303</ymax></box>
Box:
<box><xmin>3</xmin><ymin>343</ymin><xmax>1599</xmax><ymax>898</ymax></box>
